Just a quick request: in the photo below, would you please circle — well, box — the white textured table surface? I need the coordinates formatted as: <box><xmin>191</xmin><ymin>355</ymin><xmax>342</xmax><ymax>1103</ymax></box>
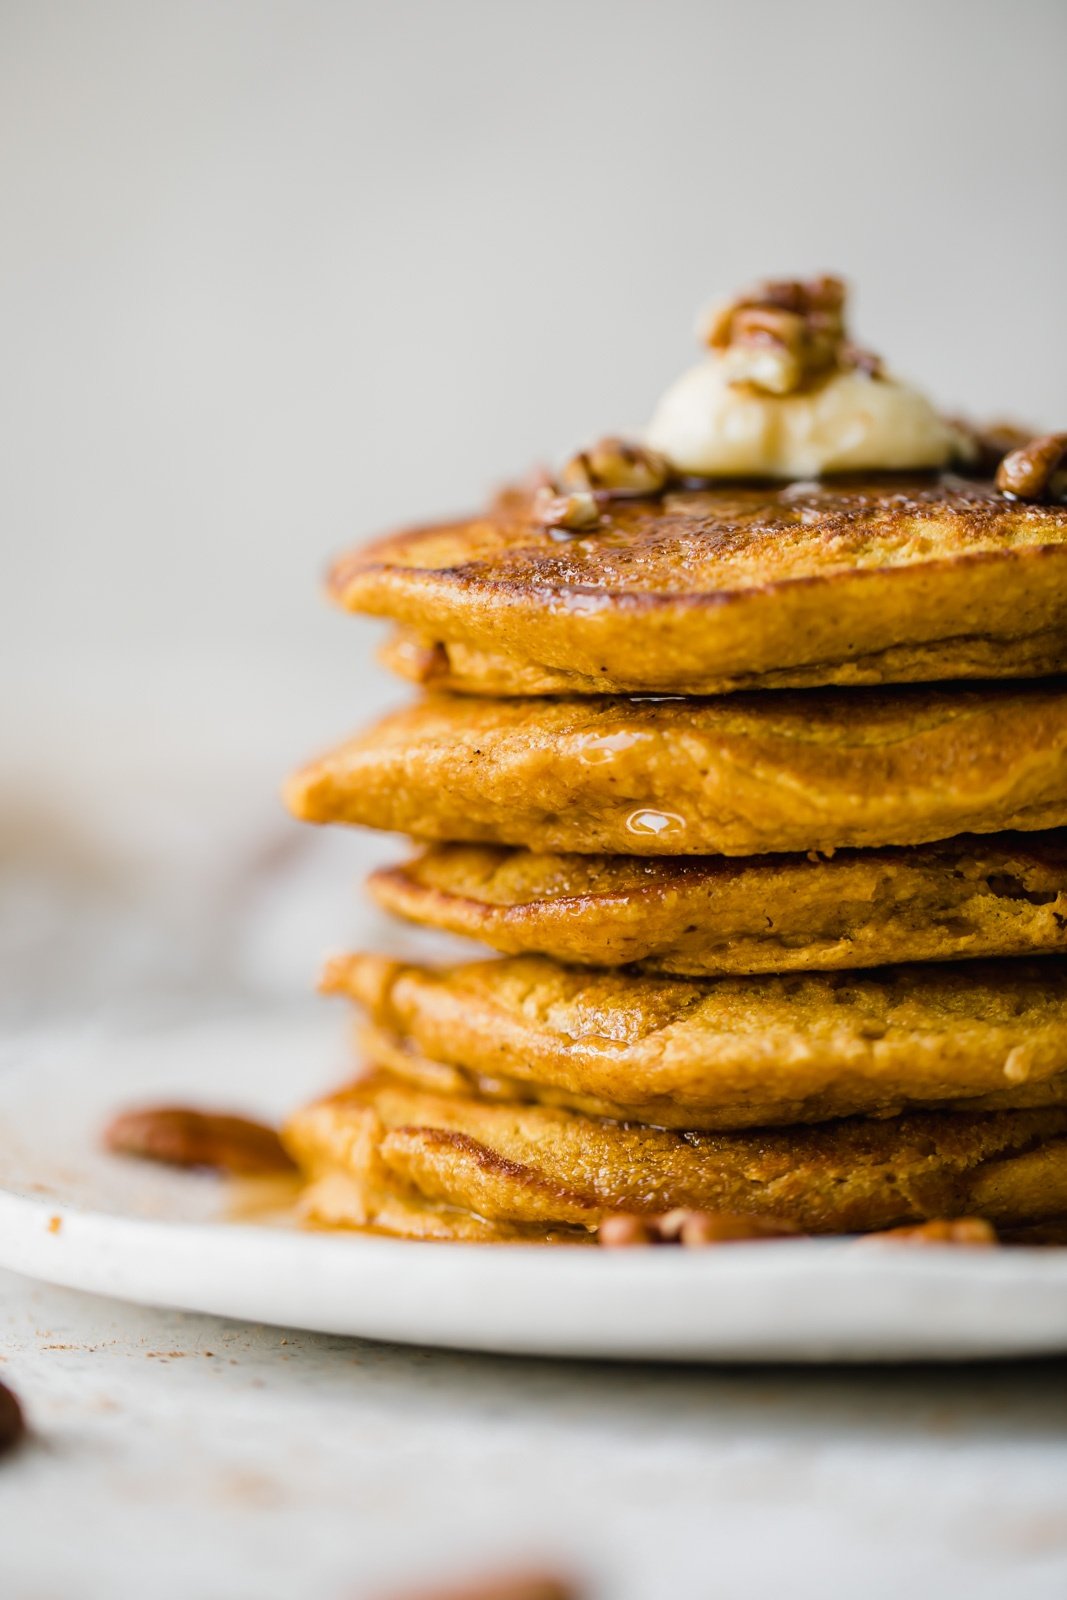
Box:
<box><xmin>2</xmin><ymin>1266</ymin><xmax>1067</xmax><ymax>1600</ymax></box>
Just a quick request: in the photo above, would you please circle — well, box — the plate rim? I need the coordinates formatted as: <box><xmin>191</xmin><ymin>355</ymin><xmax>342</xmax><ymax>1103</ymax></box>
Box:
<box><xmin>4</xmin><ymin>1183</ymin><xmax>1067</xmax><ymax>1363</ymax></box>
<box><xmin>4</xmin><ymin>1011</ymin><xmax>1067</xmax><ymax>1363</ymax></box>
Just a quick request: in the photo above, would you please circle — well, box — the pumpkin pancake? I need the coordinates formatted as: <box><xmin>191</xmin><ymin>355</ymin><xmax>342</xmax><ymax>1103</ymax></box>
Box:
<box><xmin>368</xmin><ymin>835</ymin><xmax>1067</xmax><ymax>976</ymax></box>
<box><xmin>322</xmin><ymin>952</ymin><xmax>1067</xmax><ymax>1130</ymax></box>
<box><xmin>328</xmin><ymin>476</ymin><xmax>1067</xmax><ymax>697</ymax></box>
<box><xmin>379</xmin><ymin>622</ymin><xmax>1067</xmax><ymax>699</ymax></box>
<box><xmin>285</xmin><ymin>682</ymin><xmax>1067</xmax><ymax>856</ymax></box>
<box><xmin>359</xmin><ymin>1031</ymin><xmax>1067</xmax><ymax>1132</ymax></box>
<box><xmin>283</xmin><ymin>1071</ymin><xmax>1067</xmax><ymax>1236</ymax></box>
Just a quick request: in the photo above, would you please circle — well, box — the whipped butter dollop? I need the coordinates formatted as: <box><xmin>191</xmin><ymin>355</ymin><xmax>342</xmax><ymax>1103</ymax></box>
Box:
<box><xmin>646</xmin><ymin>276</ymin><xmax>964</xmax><ymax>478</ymax></box>
<box><xmin>647</xmin><ymin>361</ymin><xmax>962</xmax><ymax>478</ymax></box>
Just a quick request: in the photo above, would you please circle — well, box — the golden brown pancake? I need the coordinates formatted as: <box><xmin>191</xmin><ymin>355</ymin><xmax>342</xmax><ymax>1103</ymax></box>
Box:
<box><xmin>285</xmin><ymin>682</ymin><xmax>1067</xmax><ymax>856</ymax></box>
<box><xmin>380</xmin><ymin>624</ymin><xmax>1067</xmax><ymax>699</ymax></box>
<box><xmin>369</xmin><ymin>835</ymin><xmax>1067</xmax><ymax>976</ymax></box>
<box><xmin>328</xmin><ymin>476</ymin><xmax>1067</xmax><ymax>696</ymax></box>
<box><xmin>283</xmin><ymin>1070</ymin><xmax>1067</xmax><ymax>1236</ymax></box>
<box><xmin>322</xmin><ymin>951</ymin><xmax>1067</xmax><ymax>1130</ymax></box>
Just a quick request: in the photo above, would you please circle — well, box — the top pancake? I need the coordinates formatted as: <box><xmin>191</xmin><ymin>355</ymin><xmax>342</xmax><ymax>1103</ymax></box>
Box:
<box><xmin>329</xmin><ymin>475</ymin><xmax>1067</xmax><ymax>695</ymax></box>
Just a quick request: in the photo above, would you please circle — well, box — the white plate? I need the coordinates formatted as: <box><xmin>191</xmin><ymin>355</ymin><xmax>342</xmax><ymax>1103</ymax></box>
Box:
<box><xmin>2</xmin><ymin>1007</ymin><xmax>1067</xmax><ymax>1363</ymax></box>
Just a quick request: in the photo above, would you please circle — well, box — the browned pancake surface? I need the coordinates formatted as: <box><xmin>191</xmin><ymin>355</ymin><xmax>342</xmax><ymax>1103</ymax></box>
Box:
<box><xmin>330</xmin><ymin>476</ymin><xmax>1067</xmax><ymax>694</ymax></box>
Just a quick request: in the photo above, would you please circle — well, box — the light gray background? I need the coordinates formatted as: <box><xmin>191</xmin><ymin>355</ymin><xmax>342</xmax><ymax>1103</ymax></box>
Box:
<box><xmin>2</xmin><ymin>0</ymin><xmax>1066</xmax><ymax>992</ymax></box>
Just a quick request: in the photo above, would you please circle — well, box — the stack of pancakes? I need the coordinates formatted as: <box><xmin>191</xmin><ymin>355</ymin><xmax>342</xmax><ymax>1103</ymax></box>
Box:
<box><xmin>284</xmin><ymin>466</ymin><xmax>1067</xmax><ymax>1243</ymax></box>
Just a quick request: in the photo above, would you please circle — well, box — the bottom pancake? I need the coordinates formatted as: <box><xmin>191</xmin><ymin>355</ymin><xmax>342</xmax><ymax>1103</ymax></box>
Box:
<box><xmin>282</xmin><ymin>1071</ymin><xmax>1067</xmax><ymax>1239</ymax></box>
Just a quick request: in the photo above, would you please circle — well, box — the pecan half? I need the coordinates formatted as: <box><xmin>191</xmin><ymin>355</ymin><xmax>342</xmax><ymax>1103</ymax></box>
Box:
<box><xmin>597</xmin><ymin>1213</ymin><xmax>656</xmax><ymax>1248</ymax></box>
<box><xmin>598</xmin><ymin>1208</ymin><xmax>801</xmax><ymax>1248</ymax></box>
<box><xmin>558</xmin><ymin>437</ymin><xmax>672</xmax><ymax>497</ymax></box>
<box><xmin>660</xmin><ymin>1209</ymin><xmax>802</xmax><ymax>1246</ymax></box>
<box><xmin>531</xmin><ymin>485</ymin><xmax>603</xmax><ymax>533</ymax></box>
<box><xmin>534</xmin><ymin>438</ymin><xmax>675</xmax><ymax>536</ymax></box>
<box><xmin>995</xmin><ymin>432</ymin><xmax>1067</xmax><ymax>501</ymax></box>
<box><xmin>860</xmin><ymin>1217</ymin><xmax>997</xmax><ymax>1247</ymax></box>
<box><xmin>381</xmin><ymin>1572</ymin><xmax>579</xmax><ymax>1600</ymax></box>
<box><xmin>104</xmin><ymin>1106</ymin><xmax>296</xmax><ymax>1176</ymax></box>
<box><xmin>720</xmin><ymin>307</ymin><xmax>808</xmax><ymax>395</ymax></box>
<box><xmin>0</xmin><ymin>1379</ymin><xmax>26</xmax><ymax>1458</ymax></box>
<box><xmin>702</xmin><ymin>274</ymin><xmax>875</xmax><ymax>396</ymax></box>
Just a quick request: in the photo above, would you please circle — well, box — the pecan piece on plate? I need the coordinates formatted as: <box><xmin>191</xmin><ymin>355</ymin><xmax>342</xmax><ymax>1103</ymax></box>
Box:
<box><xmin>859</xmin><ymin>1217</ymin><xmax>998</xmax><ymax>1247</ymax></box>
<box><xmin>0</xmin><ymin>1380</ymin><xmax>27</xmax><ymax>1459</ymax></box>
<box><xmin>381</xmin><ymin>1571</ymin><xmax>579</xmax><ymax>1600</ymax></box>
<box><xmin>103</xmin><ymin>1106</ymin><xmax>296</xmax><ymax>1176</ymax></box>
<box><xmin>598</xmin><ymin>1208</ymin><xmax>801</xmax><ymax>1248</ymax></box>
